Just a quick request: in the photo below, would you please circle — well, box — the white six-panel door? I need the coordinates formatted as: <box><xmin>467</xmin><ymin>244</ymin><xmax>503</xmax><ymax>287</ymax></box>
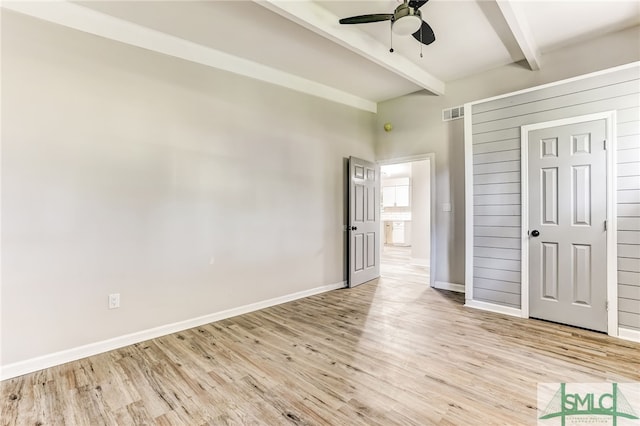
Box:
<box><xmin>349</xmin><ymin>157</ymin><xmax>380</xmax><ymax>287</ymax></box>
<box><xmin>527</xmin><ymin>119</ymin><xmax>608</xmax><ymax>332</ymax></box>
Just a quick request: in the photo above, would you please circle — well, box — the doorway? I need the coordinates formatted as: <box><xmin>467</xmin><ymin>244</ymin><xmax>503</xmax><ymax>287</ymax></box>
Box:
<box><xmin>379</xmin><ymin>155</ymin><xmax>435</xmax><ymax>286</ymax></box>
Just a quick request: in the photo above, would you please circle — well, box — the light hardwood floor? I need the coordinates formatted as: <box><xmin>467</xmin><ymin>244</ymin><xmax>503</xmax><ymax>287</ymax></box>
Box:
<box><xmin>380</xmin><ymin>245</ymin><xmax>430</xmax><ymax>285</ymax></box>
<box><xmin>2</xmin><ymin>247</ymin><xmax>638</xmax><ymax>425</ymax></box>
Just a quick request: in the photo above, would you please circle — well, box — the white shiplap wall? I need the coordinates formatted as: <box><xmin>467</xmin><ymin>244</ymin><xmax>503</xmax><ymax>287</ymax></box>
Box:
<box><xmin>468</xmin><ymin>64</ymin><xmax>640</xmax><ymax>330</ymax></box>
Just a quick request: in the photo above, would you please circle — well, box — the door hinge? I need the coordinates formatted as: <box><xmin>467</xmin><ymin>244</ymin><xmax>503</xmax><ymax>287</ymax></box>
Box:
<box><xmin>606</xmin><ymin>301</ymin><xmax>609</xmax><ymax>311</ymax></box>
<box><xmin>604</xmin><ymin>220</ymin><xmax>607</xmax><ymax>231</ymax></box>
<box><xmin>603</xmin><ymin>140</ymin><xmax>607</xmax><ymax>150</ymax></box>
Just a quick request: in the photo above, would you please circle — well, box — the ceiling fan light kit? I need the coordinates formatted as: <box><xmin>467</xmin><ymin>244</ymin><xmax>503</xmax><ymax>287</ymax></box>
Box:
<box><xmin>391</xmin><ymin>3</ymin><xmax>422</xmax><ymax>36</ymax></box>
<box><xmin>392</xmin><ymin>14</ymin><xmax>422</xmax><ymax>36</ymax></box>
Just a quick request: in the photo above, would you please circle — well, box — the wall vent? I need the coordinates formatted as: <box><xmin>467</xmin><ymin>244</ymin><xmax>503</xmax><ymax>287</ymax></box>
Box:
<box><xmin>442</xmin><ymin>105</ymin><xmax>465</xmax><ymax>121</ymax></box>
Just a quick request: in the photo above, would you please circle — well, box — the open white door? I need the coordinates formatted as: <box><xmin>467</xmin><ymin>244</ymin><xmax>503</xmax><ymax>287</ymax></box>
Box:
<box><xmin>349</xmin><ymin>156</ymin><xmax>380</xmax><ymax>287</ymax></box>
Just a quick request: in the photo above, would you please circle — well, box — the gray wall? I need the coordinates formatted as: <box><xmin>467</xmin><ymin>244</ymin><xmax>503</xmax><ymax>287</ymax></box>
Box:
<box><xmin>376</xmin><ymin>25</ymin><xmax>640</xmax><ymax>287</ymax></box>
<box><xmin>1</xmin><ymin>12</ymin><xmax>375</xmax><ymax>365</ymax></box>
<box><xmin>470</xmin><ymin>65</ymin><xmax>640</xmax><ymax>329</ymax></box>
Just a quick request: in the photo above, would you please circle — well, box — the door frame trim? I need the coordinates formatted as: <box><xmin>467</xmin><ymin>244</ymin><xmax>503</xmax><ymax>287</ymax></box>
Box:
<box><xmin>378</xmin><ymin>153</ymin><xmax>436</xmax><ymax>287</ymax></box>
<box><xmin>520</xmin><ymin>111</ymin><xmax>618</xmax><ymax>336</ymax></box>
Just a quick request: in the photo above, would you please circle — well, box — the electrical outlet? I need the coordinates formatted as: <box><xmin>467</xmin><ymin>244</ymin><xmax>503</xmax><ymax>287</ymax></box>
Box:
<box><xmin>108</xmin><ymin>293</ymin><xmax>120</xmax><ymax>309</ymax></box>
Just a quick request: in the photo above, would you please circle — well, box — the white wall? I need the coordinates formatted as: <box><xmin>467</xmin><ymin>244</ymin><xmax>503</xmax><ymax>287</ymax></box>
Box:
<box><xmin>1</xmin><ymin>12</ymin><xmax>375</xmax><ymax>366</ymax></box>
<box><xmin>410</xmin><ymin>160</ymin><xmax>430</xmax><ymax>266</ymax></box>
<box><xmin>375</xmin><ymin>25</ymin><xmax>640</xmax><ymax>287</ymax></box>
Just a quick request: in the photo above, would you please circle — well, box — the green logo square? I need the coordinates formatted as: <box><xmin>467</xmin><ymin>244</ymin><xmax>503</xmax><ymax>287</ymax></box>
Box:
<box><xmin>538</xmin><ymin>383</ymin><xmax>640</xmax><ymax>425</ymax></box>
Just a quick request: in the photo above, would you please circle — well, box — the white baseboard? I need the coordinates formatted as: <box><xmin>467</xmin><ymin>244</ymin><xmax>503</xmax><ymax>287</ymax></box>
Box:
<box><xmin>464</xmin><ymin>299</ymin><xmax>523</xmax><ymax>318</ymax></box>
<box><xmin>618</xmin><ymin>327</ymin><xmax>640</xmax><ymax>343</ymax></box>
<box><xmin>410</xmin><ymin>257</ymin><xmax>430</xmax><ymax>269</ymax></box>
<box><xmin>0</xmin><ymin>281</ymin><xmax>346</xmax><ymax>381</ymax></box>
<box><xmin>466</xmin><ymin>303</ymin><xmax>640</xmax><ymax>343</ymax></box>
<box><xmin>433</xmin><ymin>281</ymin><xmax>465</xmax><ymax>293</ymax></box>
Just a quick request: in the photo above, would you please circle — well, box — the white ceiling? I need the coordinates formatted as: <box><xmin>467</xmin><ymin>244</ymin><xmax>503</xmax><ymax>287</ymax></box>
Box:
<box><xmin>6</xmin><ymin>0</ymin><xmax>640</xmax><ymax>108</ymax></box>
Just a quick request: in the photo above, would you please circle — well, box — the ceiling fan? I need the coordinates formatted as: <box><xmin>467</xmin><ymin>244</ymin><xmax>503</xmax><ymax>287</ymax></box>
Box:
<box><xmin>338</xmin><ymin>0</ymin><xmax>435</xmax><ymax>47</ymax></box>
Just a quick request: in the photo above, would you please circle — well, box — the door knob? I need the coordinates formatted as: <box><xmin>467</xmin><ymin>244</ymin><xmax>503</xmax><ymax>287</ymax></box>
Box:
<box><xmin>531</xmin><ymin>230</ymin><xmax>540</xmax><ymax>237</ymax></box>
<box><xmin>350</xmin><ymin>226</ymin><xmax>358</xmax><ymax>231</ymax></box>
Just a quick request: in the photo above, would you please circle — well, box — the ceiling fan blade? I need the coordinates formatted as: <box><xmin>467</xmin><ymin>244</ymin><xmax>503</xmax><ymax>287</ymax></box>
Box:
<box><xmin>408</xmin><ymin>0</ymin><xmax>429</xmax><ymax>9</ymax></box>
<box><xmin>339</xmin><ymin>14</ymin><xmax>393</xmax><ymax>25</ymax></box>
<box><xmin>412</xmin><ymin>20</ymin><xmax>436</xmax><ymax>45</ymax></box>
